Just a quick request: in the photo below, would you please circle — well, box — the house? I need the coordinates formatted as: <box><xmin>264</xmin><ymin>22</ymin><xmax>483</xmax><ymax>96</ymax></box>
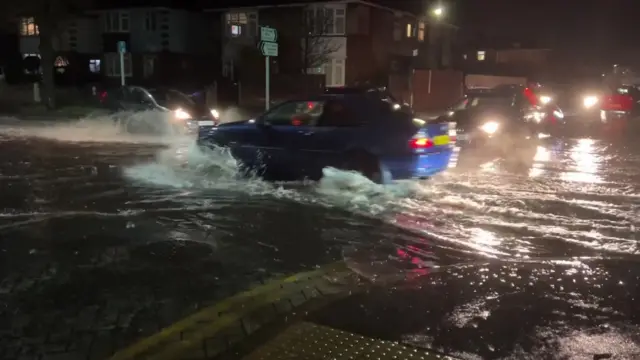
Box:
<box><xmin>91</xmin><ymin>6</ymin><xmax>214</xmax><ymax>85</ymax></box>
<box><xmin>16</xmin><ymin>4</ymin><xmax>214</xmax><ymax>85</ymax></box>
<box><xmin>206</xmin><ymin>0</ymin><xmax>457</xmax><ymax>89</ymax></box>
<box><xmin>17</xmin><ymin>15</ymin><xmax>102</xmax><ymax>79</ymax></box>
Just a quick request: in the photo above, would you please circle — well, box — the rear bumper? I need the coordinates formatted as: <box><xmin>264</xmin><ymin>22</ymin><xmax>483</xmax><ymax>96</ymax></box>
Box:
<box><xmin>382</xmin><ymin>149</ymin><xmax>454</xmax><ymax>180</ymax></box>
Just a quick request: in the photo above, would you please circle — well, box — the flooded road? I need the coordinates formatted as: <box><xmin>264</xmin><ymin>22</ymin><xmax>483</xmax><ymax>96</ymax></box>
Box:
<box><xmin>0</xmin><ymin>119</ymin><xmax>638</xmax><ymax>359</ymax></box>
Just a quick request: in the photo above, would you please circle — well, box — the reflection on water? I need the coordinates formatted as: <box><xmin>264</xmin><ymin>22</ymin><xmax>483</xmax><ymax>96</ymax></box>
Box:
<box><xmin>469</xmin><ymin>227</ymin><xmax>503</xmax><ymax>257</ymax></box>
<box><xmin>528</xmin><ymin>139</ymin><xmax>604</xmax><ymax>184</ymax></box>
<box><xmin>561</xmin><ymin>138</ymin><xmax>603</xmax><ymax>183</ymax></box>
<box><xmin>529</xmin><ymin>145</ymin><xmax>551</xmax><ymax>178</ymax></box>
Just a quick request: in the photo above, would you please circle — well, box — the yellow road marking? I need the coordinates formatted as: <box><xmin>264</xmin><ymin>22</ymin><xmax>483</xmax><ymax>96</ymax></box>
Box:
<box><xmin>111</xmin><ymin>262</ymin><xmax>348</xmax><ymax>360</ymax></box>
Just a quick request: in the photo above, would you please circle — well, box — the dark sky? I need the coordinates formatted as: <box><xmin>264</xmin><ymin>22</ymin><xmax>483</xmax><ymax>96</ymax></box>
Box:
<box><xmin>455</xmin><ymin>0</ymin><xmax>638</xmax><ymax>63</ymax></box>
<box><xmin>450</xmin><ymin>0</ymin><xmax>640</xmax><ymax>64</ymax></box>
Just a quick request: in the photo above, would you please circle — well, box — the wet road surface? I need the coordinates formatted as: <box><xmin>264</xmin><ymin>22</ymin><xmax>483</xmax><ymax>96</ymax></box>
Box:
<box><xmin>0</xmin><ymin>120</ymin><xmax>639</xmax><ymax>359</ymax></box>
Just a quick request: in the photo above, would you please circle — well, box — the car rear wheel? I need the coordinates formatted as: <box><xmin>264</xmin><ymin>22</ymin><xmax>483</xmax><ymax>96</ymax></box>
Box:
<box><xmin>343</xmin><ymin>150</ymin><xmax>382</xmax><ymax>184</ymax></box>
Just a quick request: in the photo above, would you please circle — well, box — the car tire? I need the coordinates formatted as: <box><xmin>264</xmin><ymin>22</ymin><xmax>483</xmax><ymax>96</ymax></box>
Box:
<box><xmin>344</xmin><ymin>150</ymin><xmax>382</xmax><ymax>184</ymax></box>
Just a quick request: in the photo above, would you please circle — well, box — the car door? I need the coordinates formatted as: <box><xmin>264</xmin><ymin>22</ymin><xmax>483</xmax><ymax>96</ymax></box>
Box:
<box><xmin>290</xmin><ymin>99</ymin><xmax>369</xmax><ymax>179</ymax></box>
<box><xmin>256</xmin><ymin>100</ymin><xmax>326</xmax><ymax>178</ymax></box>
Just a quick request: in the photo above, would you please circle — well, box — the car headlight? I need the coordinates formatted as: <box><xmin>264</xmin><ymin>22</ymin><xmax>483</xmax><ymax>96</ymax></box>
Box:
<box><xmin>583</xmin><ymin>95</ymin><xmax>598</xmax><ymax>108</ymax></box>
<box><xmin>480</xmin><ymin>121</ymin><xmax>499</xmax><ymax>134</ymax></box>
<box><xmin>174</xmin><ymin>108</ymin><xmax>191</xmax><ymax>120</ymax></box>
<box><xmin>525</xmin><ymin>111</ymin><xmax>546</xmax><ymax>123</ymax></box>
<box><xmin>553</xmin><ymin>110</ymin><xmax>564</xmax><ymax>119</ymax></box>
<box><xmin>210</xmin><ymin>109</ymin><xmax>219</xmax><ymax>118</ymax></box>
<box><xmin>540</xmin><ymin>95</ymin><xmax>552</xmax><ymax>104</ymax></box>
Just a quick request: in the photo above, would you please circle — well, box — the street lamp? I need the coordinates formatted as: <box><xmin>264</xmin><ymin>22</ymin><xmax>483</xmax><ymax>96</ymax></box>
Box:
<box><xmin>432</xmin><ymin>6</ymin><xmax>444</xmax><ymax>18</ymax></box>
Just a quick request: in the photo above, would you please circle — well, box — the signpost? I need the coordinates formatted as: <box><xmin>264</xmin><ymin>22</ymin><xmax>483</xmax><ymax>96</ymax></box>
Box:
<box><xmin>258</xmin><ymin>27</ymin><xmax>278</xmax><ymax>110</ymax></box>
<box><xmin>117</xmin><ymin>41</ymin><xmax>126</xmax><ymax>86</ymax></box>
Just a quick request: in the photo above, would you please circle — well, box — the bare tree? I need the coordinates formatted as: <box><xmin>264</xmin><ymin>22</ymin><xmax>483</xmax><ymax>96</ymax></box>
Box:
<box><xmin>7</xmin><ymin>0</ymin><xmax>92</xmax><ymax>108</ymax></box>
<box><xmin>301</xmin><ymin>9</ymin><xmax>341</xmax><ymax>74</ymax></box>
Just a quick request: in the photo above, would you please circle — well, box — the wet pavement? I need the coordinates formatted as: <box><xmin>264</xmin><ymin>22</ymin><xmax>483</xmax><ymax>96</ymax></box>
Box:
<box><xmin>0</xmin><ymin>119</ymin><xmax>639</xmax><ymax>359</ymax></box>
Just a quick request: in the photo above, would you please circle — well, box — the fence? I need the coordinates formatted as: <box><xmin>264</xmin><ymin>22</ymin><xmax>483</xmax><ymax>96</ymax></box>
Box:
<box><xmin>389</xmin><ymin>69</ymin><xmax>464</xmax><ymax>113</ymax></box>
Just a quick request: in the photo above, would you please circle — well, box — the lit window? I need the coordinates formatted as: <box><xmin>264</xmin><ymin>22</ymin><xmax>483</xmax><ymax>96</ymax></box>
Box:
<box><xmin>19</xmin><ymin>17</ymin><xmax>39</xmax><ymax>36</ymax></box>
<box><xmin>226</xmin><ymin>12</ymin><xmax>258</xmax><ymax>37</ymax></box>
<box><xmin>89</xmin><ymin>59</ymin><xmax>101</xmax><ymax>73</ymax></box>
<box><xmin>418</xmin><ymin>21</ymin><xmax>425</xmax><ymax>41</ymax></box>
<box><xmin>406</xmin><ymin>23</ymin><xmax>412</xmax><ymax>38</ymax></box>
<box><xmin>477</xmin><ymin>51</ymin><xmax>486</xmax><ymax>61</ymax></box>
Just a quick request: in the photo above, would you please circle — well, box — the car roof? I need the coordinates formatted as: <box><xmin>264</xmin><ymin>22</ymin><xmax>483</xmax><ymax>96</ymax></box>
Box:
<box><xmin>285</xmin><ymin>93</ymin><xmax>386</xmax><ymax>103</ymax></box>
<box><xmin>324</xmin><ymin>86</ymin><xmax>388</xmax><ymax>94</ymax></box>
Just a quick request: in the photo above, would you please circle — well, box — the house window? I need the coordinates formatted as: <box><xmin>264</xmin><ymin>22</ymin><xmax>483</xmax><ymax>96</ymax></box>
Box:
<box><xmin>145</xmin><ymin>12</ymin><xmax>158</xmax><ymax>31</ymax></box>
<box><xmin>89</xmin><ymin>59</ymin><xmax>101</xmax><ymax>73</ymax></box>
<box><xmin>104</xmin><ymin>12</ymin><xmax>130</xmax><ymax>32</ymax></box>
<box><xmin>477</xmin><ymin>50</ymin><xmax>486</xmax><ymax>61</ymax></box>
<box><xmin>393</xmin><ymin>21</ymin><xmax>401</xmax><ymax>41</ymax></box>
<box><xmin>305</xmin><ymin>6</ymin><xmax>346</xmax><ymax>35</ymax></box>
<box><xmin>19</xmin><ymin>17</ymin><xmax>39</xmax><ymax>36</ymax></box>
<box><xmin>418</xmin><ymin>21</ymin><xmax>425</xmax><ymax>41</ymax></box>
<box><xmin>406</xmin><ymin>23</ymin><xmax>412</xmax><ymax>38</ymax></box>
<box><xmin>321</xmin><ymin>58</ymin><xmax>345</xmax><ymax>87</ymax></box>
<box><xmin>225</xmin><ymin>12</ymin><xmax>258</xmax><ymax>37</ymax></box>
<box><xmin>105</xmin><ymin>53</ymin><xmax>132</xmax><ymax>77</ymax></box>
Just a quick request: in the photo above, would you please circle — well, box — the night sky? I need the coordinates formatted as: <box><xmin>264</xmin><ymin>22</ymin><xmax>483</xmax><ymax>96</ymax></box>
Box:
<box><xmin>455</xmin><ymin>0</ymin><xmax>639</xmax><ymax>65</ymax></box>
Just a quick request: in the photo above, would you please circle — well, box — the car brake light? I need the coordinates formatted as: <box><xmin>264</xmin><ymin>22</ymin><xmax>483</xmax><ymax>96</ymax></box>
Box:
<box><xmin>410</xmin><ymin>137</ymin><xmax>433</xmax><ymax>149</ymax></box>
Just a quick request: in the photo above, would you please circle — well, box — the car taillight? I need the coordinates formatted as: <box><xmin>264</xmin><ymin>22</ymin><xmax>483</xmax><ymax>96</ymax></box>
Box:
<box><xmin>99</xmin><ymin>91</ymin><xmax>107</xmax><ymax>103</ymax></box>
<box><xmin>409</xmin><ymin>137</ymin><xmax>433</xmax><ymax>149</ymax></box>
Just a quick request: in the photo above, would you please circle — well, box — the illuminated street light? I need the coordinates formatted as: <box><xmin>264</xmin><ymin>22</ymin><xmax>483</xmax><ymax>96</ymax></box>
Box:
<box><xmin>432</xmin><ymin>6</ymin><xmax>444</xmax><ymax>18</ymax></box>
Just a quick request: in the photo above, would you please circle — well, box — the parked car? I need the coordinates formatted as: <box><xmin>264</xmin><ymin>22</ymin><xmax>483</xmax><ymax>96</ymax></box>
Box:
<box><xmin>197</xmin><ymin>93</ymin><xmax>455</xmax><ymax>183</ymax></box>
<box><xmin>98</xmin><ymin>86</ymin><xmax>220</xmax><ymax>134</ymax></box>
<box><xmin>440</xmin><ymin>86</ymin><xmax>564</xmax><ymax>152</ymax></box>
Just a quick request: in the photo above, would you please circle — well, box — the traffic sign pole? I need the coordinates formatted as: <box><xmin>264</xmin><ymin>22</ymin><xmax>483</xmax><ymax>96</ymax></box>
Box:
<box><xmin>259</xmin><ymin>27</ymin><xmax>278</xmax><ymax>110</ymax></box>
<box><xmin>117</xmin><ymin>41</ymin><xmax>126</xmax><ymax>86</ymax></box>
<box><xmin>265</xmin><ymin>57</ymin><xmax>270</xmax><ymax>110</ymax></box>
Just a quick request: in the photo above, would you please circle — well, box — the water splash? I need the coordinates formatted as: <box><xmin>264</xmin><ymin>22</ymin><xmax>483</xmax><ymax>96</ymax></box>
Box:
<box><xmin>0</xmin><ymin>111</ymin><xmax>190</xmax><ymax>144</ymax></box>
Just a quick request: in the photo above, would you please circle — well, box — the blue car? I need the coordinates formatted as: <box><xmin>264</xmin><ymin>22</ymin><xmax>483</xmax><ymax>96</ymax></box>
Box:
<box><xmin>197</xmin><ymin>95</ymin><xmax>456</xmax><ymax>183</ymax></box>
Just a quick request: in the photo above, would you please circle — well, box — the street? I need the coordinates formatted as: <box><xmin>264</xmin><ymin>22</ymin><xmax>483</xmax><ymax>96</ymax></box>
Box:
<box><xmin>0</xmin><ymin>118</ymin><xmax>639</xmax><ymax>359</ymax></box>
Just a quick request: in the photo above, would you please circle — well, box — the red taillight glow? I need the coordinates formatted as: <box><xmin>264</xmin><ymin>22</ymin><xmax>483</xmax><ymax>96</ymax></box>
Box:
<box><xmin>99</xmin><ymin>91</ymin><xmax>107</xmax><ymax>103</ymax></box>
<box><xmin>410</xmin><ymin>137</ymin><xmax>433</xmax><ymax>149</ymax></box>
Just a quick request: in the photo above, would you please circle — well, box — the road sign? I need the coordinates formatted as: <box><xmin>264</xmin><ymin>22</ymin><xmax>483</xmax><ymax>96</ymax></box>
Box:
<box><xmin>259</xmin><ymin>41</ymin><xmax>278</xmax><ymax>57</ymax></box>
<box><xmin>260</xmin><ymin>27</ymin><xmax>277</xmax><ymax>42</ymax></box>
<box><xmin>117</xmin><ymin>41</ymin><xmax>127</xmax><ymax>53</ymax></box>
<box><xmin>259</xmin><ymin>27</ymin><xmax>278</xmax><ymax>111</ymax></box>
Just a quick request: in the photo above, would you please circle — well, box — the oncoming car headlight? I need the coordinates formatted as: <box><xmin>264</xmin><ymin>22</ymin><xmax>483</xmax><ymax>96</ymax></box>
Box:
<box><xmin>583</xmin><ymin>95</ymin><xmax>598</xmax><ymax>108</ymax></box>
<box><xmin>174</xmin><ymin>108</ymin><xmax>191</xmax><ymax>120</ymax></box>
<box><xmin>480</xmin><ymin>121</ymin><xmax>499</xmax><ymax>134</ymax></box>
<box><xmin>540</xmin><ymin>95</ymin><xmax>552</xmax><ymax>104</ymax></box>
<box><xmin>210</xmin><ymin>108</ymin><xmax>220</xmax><ymax>118</ymax></box>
